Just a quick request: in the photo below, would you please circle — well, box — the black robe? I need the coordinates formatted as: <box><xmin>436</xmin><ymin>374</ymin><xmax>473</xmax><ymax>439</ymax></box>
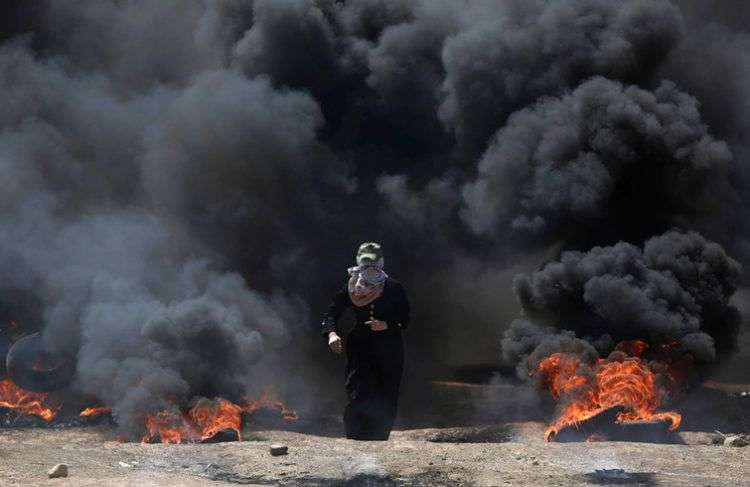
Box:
<box><xmin>321</xmin><ymin>278</ymin><xmax>410</xmax><ymax>440</ymax></box>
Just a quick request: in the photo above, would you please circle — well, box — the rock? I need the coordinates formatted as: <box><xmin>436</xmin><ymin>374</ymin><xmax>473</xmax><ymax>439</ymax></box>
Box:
<box><xmin>47</xmin><ymin>464</ymin><xmax>68</xmax><ymax>478</ymax></box>
<box><xmin>270</xmin><ymin>444</ymin><xmax>288</xmax><ymax>456</ymax></box>
<box><xmin>118</xmin><ymin>461</ymin><xmax>132</xmax><ymax>468</ymax></box>
<box><xmin>723</xmin><ymin>436</ymin><xmax>749</xmax><ymax>447</ymax></box>
<box><xmin>594</xmin><ymin>469</ymin><xmax>630</xmax><ymax>481</ymax></box>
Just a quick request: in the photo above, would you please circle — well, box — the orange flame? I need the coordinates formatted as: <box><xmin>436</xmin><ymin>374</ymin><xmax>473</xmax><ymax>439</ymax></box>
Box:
<box><xmin>191</xmin><ymin>398</ymin><xmax>244</xmax><ymax>441</ymax></box>
<box><xmin>242</xmin><ymin>392</ymin><xmax>299</xmax><ymax>421</ymax></box>
<box><xmin>79</xmin><ymin>406</ymin><xmax>110</xmax><ymax>418</ymax></box>
<box><xmin>533</xmin><ymin>340</ymin><xmax>683</xmax><ymax>442</ymax></box>
<box><xmin>0</xmin><ymin>374</ymin><xmax>296</xmax><ymax>443</ymax></box>
<box><xmin>0</xmin><ymin>379</ymin><xmax>61</xmax><ymax>422</ymax></box>
<box><xmin>142</xmin><ymin>410</ymin><xmax>198</xmax><ymax>444</ymax></box>
<box><xmin>141</xmin><ymin>394</ymin><xmax>297</xmax><ymax>444</ymax></box>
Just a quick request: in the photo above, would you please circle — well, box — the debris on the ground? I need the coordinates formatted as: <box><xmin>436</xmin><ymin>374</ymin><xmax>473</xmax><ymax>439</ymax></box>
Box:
<box><xmin>47</xmin><ymin>463</ymin><xmax>68</xmax><ymax>478</ymax></box>
<box><xmin>414</xmin><ymin>425</ymin><xmax>513</xmax><ymax>443</ymax></box>
<box><xmin>594</xmin><ymin>469</ymin><xmax>630</xmax><ymax>481</ymax></box>
<box><xmin>270</xmin><ymin>444</ymin><xmax>288</xmax><ymax>456</ymax></box>
<box><xmin>723</xmin><ymin>436</ymin><xmax>749</xmax><ymax>447</ymax></box>
<box><xmin>118</xmin><ymin>461</ymin><xmax>132</xmax><ymax>468</ymax></box>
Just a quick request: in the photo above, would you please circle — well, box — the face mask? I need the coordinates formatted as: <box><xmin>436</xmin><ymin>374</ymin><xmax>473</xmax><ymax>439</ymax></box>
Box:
<box><xmin>360</xmin><ymin>265</ymin><xmax>387</xmax><ymax>285</ymax></box>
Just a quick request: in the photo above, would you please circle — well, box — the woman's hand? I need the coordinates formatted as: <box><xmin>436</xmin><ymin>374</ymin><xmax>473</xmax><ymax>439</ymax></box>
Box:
<box><xmin>328</xmin><ymin>332</ymin><xmax>342</xmax><ymax>354</ymax></box>
<box><xmin>366</xmin><ymin>320</ymin><xmax>388</xmax><ymax>332</ymax></box>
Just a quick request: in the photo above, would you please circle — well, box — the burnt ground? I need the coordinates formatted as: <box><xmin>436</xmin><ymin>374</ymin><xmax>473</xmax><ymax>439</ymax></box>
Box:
<box><xmin>0</xmin><ymin>381</ymin><xmax>748</xmax><ymax>487</ymax></box>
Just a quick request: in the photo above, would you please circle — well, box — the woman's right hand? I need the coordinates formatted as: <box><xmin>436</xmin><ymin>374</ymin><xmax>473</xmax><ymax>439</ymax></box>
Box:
<box><xmin>328</xmin><ymin>332</ymin><xmax>342</xmax><ymax>354</ymax></box>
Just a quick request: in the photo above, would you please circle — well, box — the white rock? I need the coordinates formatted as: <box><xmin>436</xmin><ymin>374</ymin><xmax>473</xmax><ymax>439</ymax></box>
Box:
<box><xmin>47</xmin><ymin>464</ymin><xmax>68</xmax><ymax>478</ymax></box>
<box><xmin>118</xmin><ymin>461</ymin><xmax>132</xmax><ymax>468</ymax></box>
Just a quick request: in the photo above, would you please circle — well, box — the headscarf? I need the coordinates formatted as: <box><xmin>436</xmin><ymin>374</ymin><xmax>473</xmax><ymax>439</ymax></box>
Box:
<box><xmin>347</xmin><ymin>243</ymin><xmax>388</xmax><ymax>307</ymax></box>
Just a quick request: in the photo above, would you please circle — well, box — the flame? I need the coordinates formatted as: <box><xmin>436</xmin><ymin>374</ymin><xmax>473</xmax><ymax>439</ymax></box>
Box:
<box><xmin>532</xmin><ymin>340</ymin><xmax>683</xmax><ymax>442</ymax></box>
<box><xmin>79</xmin><ymin>406</ymin><xmax>110</xmax><ymax>418</ymax></box>
<box><xmin>191</xmin><ymin>398</ymin><xmax>244</xmax><ymax>441</ymax></box>
<box><xmin>243</xmin><ymin>392</ymin><xmax>299</xmax><ymax>421</ymax></box>
<box><xmin>142</xmin><ymin>410</ymin><xmax>198</xmax><ymax>444</ymax></box>
<box><xmin>0</xmin><ymin>379</ymin><xmax>61</xmax><ymax>422</ymax></box>
<box><xmin>0</xmin><ymin>378</ymin><xmax>296</xmax><ymax>441</ymax></box>
<box><xmin>141</xmin><ymin>394</ymin><xmax>297</xmax><ymax>444</ymax></box>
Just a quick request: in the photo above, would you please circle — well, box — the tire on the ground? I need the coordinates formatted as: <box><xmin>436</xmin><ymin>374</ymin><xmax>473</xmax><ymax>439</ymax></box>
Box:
<box><xmin>6</xmin><ymin>333</ymin><xmax>75</xmax><ymax>392</ymax></box>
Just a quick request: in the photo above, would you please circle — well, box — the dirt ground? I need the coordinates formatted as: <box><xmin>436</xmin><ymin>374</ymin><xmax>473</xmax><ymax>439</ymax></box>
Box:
<box><xmin>0</xmin><ymin>422</ymin><xmax>748</xmax><ymax>486</ymax></box>
<box><xmin>1</xmin><ymin>381</ymin><xmax>748</xmax><ymax>486</ymax></box>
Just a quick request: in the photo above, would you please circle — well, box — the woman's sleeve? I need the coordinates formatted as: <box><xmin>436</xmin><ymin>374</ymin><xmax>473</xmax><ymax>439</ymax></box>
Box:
<box><xmin>321</xmin><ymin>287</ymin><xmax>350</xmax><ymax>336</ymax></box>
<box><xmin>395</xmin><ymin>283</ymin><xmax>411</xmax><ymax>330</ymax></box>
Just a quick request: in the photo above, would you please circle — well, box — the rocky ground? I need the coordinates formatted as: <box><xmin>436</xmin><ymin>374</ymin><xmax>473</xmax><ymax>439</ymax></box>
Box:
<box><xmin>0</xmin><ymin>422</ymin><xmax>748</xmax><ymax>486</ymax></box>
<box><xmin>0</xmin><ymin>381</ymin><xmax>748</xmax><ymax>486</ymax></box>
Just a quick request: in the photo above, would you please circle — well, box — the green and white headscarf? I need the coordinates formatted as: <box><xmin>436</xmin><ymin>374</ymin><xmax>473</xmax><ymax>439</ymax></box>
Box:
<box><xmin>350</xmin><ymin>242</ymin><xmax>387</xmax><ymax>284</ymax></box>
<box><xmin>348</xmin><ymin>242</ymin><xmax>388</xmax><ymax>306</ymax></box>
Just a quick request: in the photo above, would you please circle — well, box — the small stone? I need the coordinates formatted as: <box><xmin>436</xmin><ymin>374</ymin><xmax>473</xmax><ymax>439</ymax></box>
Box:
<box><xmin>724</xmin><ymin>436</ymin><xmax>749</xmax><ymax>447</ymax></box>
<box><xmin>270</xmin><ymin>444</ymin><xmax>288</xmax><ymax>456</ymax></box>
<box><xmin>47</xmin><ymin>464</ymin><xmax>68</xmax><ymax>478</ymax></box>
<box><xmin>532</xmin><ymin>460</ymin><xmax>540</xmax><ymax>466</ymax></box>
<box><xmin>118</xmin><ymin>462</ymin><xmax>132</xmax><ymax>468</ymax></box>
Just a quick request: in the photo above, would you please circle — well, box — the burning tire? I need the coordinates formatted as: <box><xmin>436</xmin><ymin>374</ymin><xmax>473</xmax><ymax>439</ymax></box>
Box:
<box><xmin>6</xmin><ymin>333</ymin><xmax>75</xmax><ymax>392</ymax></box>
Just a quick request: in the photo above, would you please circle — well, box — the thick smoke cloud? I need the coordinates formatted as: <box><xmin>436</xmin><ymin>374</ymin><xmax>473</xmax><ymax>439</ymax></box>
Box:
<box><xmin>461</xmin><ymin>78</ymin><xmax>735</xmax><ymax>243</ymax></box>
<box><xmin>1</xmin><ymin>0</ymin><xmax>749</xmax><ymax>434</ymax></box>
<box><xmin>233</xmin><ymin>0</ymin><xmax>340</xmax><ymax>95</ymax></box>
<box><xmin>63</xmin><ymin>214</ymin><xmax>293</xmax><ymax>436</ymax></box>
<box><xmin>0</xmin><ymin>5</ymin><xmax>326</xmax><ymax>435</ymax></box>
<box><xmin>440</xmin><ymin>0</ymin><xmax>684</xmax><ymax>155</ymax></box>
<box><xmin>504</xmin><ymin>231</ymin><xmax>741</xmax><ymax>376</ymax></box>
<box><xmin>501</xmin><ymin>320</ymin><xmax>601</xmax><ymax>379</ymax></box>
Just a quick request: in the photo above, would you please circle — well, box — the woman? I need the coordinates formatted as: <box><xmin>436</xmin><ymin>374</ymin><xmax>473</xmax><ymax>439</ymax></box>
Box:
<box><xmin>321</xmin><ymin>242</ymin><xmax>410</xmax><ymax>440</ymax></box>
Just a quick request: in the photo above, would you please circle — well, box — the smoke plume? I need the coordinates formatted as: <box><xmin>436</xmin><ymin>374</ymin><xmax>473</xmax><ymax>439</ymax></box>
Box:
<box><xmin>504</xmin><ymin>231</ymin><xmax>742</xmax><ymax>377</ymax></box>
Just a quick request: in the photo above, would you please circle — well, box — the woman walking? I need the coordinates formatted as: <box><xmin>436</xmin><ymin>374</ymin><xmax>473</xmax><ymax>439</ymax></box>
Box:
<box><xmin>321</xmin><ymin>242</ymin><xmax>410</xmax><ymax>440</ymax></box>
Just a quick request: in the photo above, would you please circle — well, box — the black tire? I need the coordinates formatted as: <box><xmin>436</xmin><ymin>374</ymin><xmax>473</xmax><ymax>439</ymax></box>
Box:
<box><xmin>6</xmin><ymin>333</ymin><xmax>75</xmax><ymax>392</ymax></box>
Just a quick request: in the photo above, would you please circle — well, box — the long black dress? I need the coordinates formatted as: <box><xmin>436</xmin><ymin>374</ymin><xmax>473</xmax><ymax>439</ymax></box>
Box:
<box><xmin>321</xmin><ymin>278</ymin><xmax>410</xmax><ymax>440</ymax></box>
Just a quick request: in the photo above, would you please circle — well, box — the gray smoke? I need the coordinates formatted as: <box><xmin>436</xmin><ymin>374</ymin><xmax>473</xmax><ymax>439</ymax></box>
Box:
<box><xmin>461</xmin><ymin>77</ymin><xmax>735</xmax><ymax>241</ymax></box>
<box><xmin>1</xmin><ymin>0</ymin><xmax>749</xmax><ymax>435</ymax></box>
<box><xmin>501</xmin><ymin>320</ymin><xmax>601</xmax><ymax>380</ymax></box>
<box><xmin>440</xmin><ymin>0</ymin><xmax>684</xmax><ymax>155</ymax></box>
<box><xmin>503</xmin><ymin>231</ymin><xmax>742</xmax><ymax>376</ymax></box>
<box><xmin>0</xmin><ymin>8</ymin><xmax>329</xmax><ymax>436</ymax></box>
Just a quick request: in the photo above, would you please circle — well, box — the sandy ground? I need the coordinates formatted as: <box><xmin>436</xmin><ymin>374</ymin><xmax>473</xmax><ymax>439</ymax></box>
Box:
<box><xmin>0</xmin><ymin>422</ymin><xmax>748</xmax><ymax>487</ymax></box>
<box><xmin>1</xmin><ymin>380</ymin><xmax>748</xmax><ymax>486</ymax></box>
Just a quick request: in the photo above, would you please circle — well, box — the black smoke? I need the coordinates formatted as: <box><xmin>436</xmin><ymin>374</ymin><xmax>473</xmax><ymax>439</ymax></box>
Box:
<box><xmin>0</xmin><ymin>0</ymin><xmax>749</xmax><ymax>436</ymax></box>
<box><xmin>461</xmin><ymin>78</ymin><xmax>735</xmax><ymax>245</ymax></box>
<box><xmin>503</xmin><ymin>230</ymin><xmax>742</xmax><ymax>377</ymax></box>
